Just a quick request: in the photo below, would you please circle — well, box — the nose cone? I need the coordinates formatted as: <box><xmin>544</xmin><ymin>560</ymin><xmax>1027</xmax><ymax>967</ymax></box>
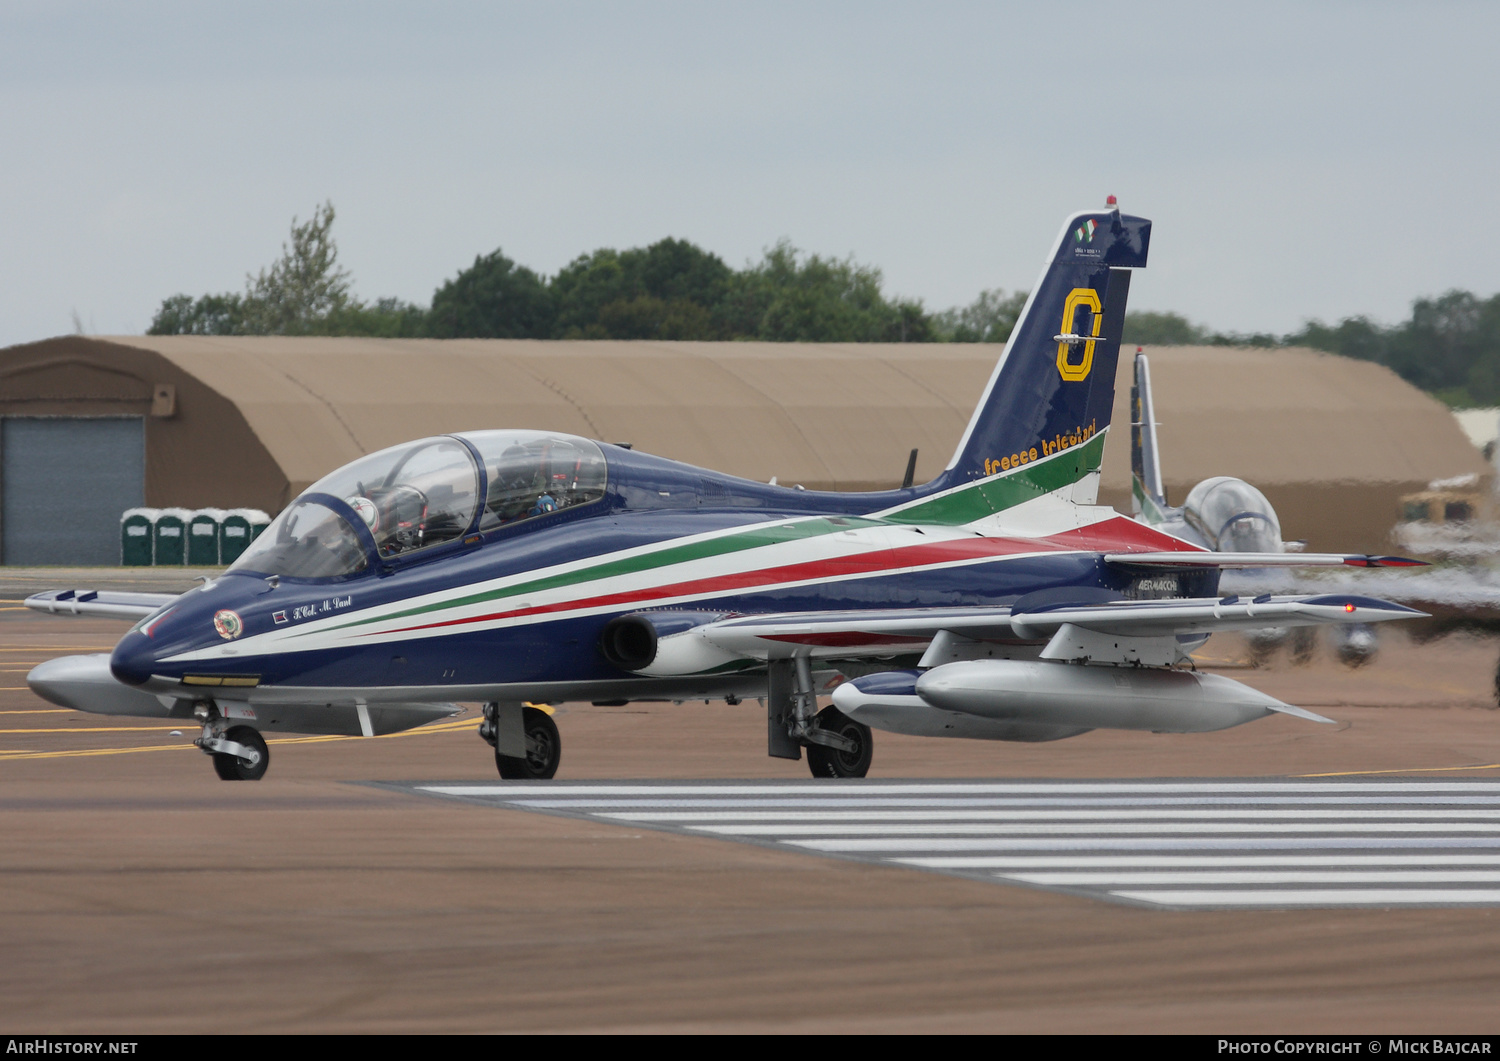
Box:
<box><xmin>109</xmin><ymin>633</ymin><xmax>160</xmax><ymax>686</ymax></box>
<box><xmin>30</xmin><ymin>653</ymin><xmax>174</xmax><ymax>717</ymax></box>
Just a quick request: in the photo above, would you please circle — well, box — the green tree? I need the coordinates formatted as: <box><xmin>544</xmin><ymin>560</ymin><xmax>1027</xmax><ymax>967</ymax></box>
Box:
<box><xmin>323</xmin><ymin>297</ymin><xmax>429</xmax><ymax>338</ymax></box>
<box><xmin>1121</xmin><ymin>311</ymin><xmax>1212</xmax><ymax>345</ymax></box>
<box><xmin>148</xmin><ymin>202</ymin><xmax>423</xmax><ymax>337</ymax></box>
<box><xmin>549</xmin><ymin>238</ymin><xmax>733</xmax><ymax>339</ymax></box>
<box><xmin>148</xmin><ymin>292</ymin><xmax>247</xmax><ymax>336</ymax></box>
<box><xmin>934</xmin><ymin>289</ymin><xmax>1027</xmax><ymax>342</ymax></box>
<box><xmin>724</xmin><ymin>241</ymin><xmax>932</xmax><ymax>342</ymax></box>
<box><xmin>239</xmin><ymin>202</ymin><xmax>353</xmax><ymax>334</ymax></box>
<box><xmin>427</xmin><ymin>250</ymin><xmax>553</xmax><ymax>338</ymax></box>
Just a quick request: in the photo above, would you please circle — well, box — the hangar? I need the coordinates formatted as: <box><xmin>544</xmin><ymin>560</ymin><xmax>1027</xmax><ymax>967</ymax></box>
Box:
<box><xmin>0</xmin><ymin>334</ymin><xmax>1484</xmax><ymax>562</ymax></box>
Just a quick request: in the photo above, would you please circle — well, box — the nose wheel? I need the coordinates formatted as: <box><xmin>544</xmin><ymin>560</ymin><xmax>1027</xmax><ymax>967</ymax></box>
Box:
<box><xmin>483</xmin><ymin>703</ymin><xmax>562</xmax><ymax>780</ymax></box>
<box><xmin>205</xmin><ymin>724</ymin><xmax>270</xmax><ymax>781</ymax></box>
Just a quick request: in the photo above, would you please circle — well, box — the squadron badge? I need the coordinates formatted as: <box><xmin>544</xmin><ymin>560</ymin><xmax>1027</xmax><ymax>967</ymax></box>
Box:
<box><xmin>213</xmin><ymin>609</ymin><xmax>244</xmax><ymax>640</ymax></box>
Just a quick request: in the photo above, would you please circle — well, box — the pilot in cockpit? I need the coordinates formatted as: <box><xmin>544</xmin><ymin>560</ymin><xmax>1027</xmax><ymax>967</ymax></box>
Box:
<box><xmin>486</xmin><ymin>443</ymin><xmax>559</xmax><ymax>524</ymax></box>
<box><xmin>345</xmin><ymin>484</ymin><xmax>428</xmax><ymax>556</ymax></box>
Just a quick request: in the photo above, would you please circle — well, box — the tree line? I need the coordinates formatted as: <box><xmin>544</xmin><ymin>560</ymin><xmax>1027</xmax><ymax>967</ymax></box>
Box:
<box><xmin>149</xmin><ymin>203</ymin><xmax>1020</xmax><ymax>345</ymax></box>
<box><xmin>1120</xmin><ymin>300</ymin><xmax>1500</xmax><ymax>408</ymax></box>
<box><xmin>150</xmin><ymin>204</ymin><xmax>1500</xmax><ymax>406</ymax></box>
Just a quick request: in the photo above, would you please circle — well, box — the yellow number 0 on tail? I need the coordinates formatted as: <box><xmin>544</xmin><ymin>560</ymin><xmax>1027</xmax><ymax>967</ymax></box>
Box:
<box><xmin>1056</xmin><ymin>288</ymin><xmax>1101</xmax><ymax>382</ymax></box>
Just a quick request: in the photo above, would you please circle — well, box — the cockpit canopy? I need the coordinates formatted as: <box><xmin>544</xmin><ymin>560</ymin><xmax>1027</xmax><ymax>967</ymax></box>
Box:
<box><xmin>228</xmin><ymin>431</ymin><xmax>608</xmax><ymax>579</ymax></box>
<box><xmin>1182</xmin><ymin>475</ymin><xmax>1283</xmax><ymax>553</ymax></box>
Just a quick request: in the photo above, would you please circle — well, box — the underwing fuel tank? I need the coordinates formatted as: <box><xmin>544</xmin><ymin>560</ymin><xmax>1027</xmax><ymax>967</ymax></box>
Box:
<box><xmin>833</xmin><ymin>660</ymin><xmax>1330</xmax><ymax>739</ymax></box>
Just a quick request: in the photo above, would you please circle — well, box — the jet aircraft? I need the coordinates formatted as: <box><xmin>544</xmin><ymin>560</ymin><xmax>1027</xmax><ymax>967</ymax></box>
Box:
<box><xmin>1126</xmin><ymin>351</ymin><xmax>1380</xmax><ymax>666</ymax></box>
<box><xmin>26</xmin><ymin>199</ymin><xmax>1426</xmax><ymax>781</ymax></box>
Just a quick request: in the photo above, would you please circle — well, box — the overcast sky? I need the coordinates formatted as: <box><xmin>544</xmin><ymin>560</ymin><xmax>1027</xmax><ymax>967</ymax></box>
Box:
<box><xmin>3</xmin><ymin>1</ymin><xmax>1497</xmax><ymax>346</ymax></box>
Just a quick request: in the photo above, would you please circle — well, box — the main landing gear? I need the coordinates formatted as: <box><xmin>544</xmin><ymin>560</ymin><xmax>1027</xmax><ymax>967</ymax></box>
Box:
<box><xmin>195</xmin><ymin>711</ymin><xmax>270</xmax><ymax>781</ymax></box>
<box><xmin>479</xmin><ymin>702</ymin><xmax>561</xmax><ymax>780</ymax></box>
<box><xmin>805</xmin><ymin>705</ymin><xmax>874</xmax><ymax>779</ymax></box>
<box><xmin>767</xmin><ymin>658</ymin><xmax>874</xmax><ymax>779</ymax></box>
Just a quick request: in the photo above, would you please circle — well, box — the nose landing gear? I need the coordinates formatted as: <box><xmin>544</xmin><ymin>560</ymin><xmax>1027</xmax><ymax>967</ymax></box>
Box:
<box><xmin>196</xmin><ymin>713</ymin><xmax>270</xmax><ymax>781</ymax></box>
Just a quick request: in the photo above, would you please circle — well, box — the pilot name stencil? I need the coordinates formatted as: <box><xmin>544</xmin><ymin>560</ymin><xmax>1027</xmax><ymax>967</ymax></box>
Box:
<box><xmin>292</xmin><ymin>596</ymin><xmax>352</xmax><ymax>622</ymax></box>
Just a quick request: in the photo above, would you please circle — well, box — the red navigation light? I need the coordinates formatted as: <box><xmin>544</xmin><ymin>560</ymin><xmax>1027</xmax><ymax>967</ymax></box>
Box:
<box><xmin>1344</xmin><ymin>603</ymin><xmax>1356</xmax><ymax>612</ymax></box>
<box><xmin>1106</xmin><ymin>194</ymin><xmax>1118</xmax><ymax>207</ymax></box>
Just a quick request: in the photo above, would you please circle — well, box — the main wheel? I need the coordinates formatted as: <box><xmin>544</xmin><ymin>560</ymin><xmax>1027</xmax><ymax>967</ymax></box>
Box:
<box><xmin>212</xmin><ymin>725</ymin><xmax>270</xmax><ymax>781</ymax></box>
<box><xmin>495</xmin><ymin>706</ymin><xmax>561</xmax><ymax>780</ymax></box>
<box><xmin>806</xmin><ymin>706</ymin><xmax>873</xmax><ymax>779</ymax></box>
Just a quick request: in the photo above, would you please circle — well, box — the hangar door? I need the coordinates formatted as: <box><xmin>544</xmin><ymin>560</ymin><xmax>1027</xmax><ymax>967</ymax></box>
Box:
<box><xmin>2</xmin><ymin>417</ymin><xmax>145</xmax><ymax>565</ymax></box>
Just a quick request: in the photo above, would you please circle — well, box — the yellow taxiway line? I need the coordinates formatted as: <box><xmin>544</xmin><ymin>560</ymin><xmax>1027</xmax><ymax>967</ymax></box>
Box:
<box><xmin>1298</xmin><ymin>762</ymin><xmax>1500</xmax><ymax>778</ymax></box>
<box><xmin>0</xmin><ymin>715</ymin><xmax>477</xmax><ymax>761</ymax></box>
<box><xmin>0</xmin><ymin>725</ymin><xmax>204</xmax><ymax>734</ymax></box>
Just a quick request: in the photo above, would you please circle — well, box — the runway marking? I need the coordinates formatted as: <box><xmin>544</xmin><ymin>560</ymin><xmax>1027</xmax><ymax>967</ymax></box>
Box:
<box><xmin>0</xmin><ymin>715</ymin><xmax>475</xmax><ymax>760</ymax></box>
<box><xmin>0</xmin><ymin>743</ymin><xmax>198</xmax><ymax>760</ymax></box>
<box><xmin>1299</xmin><ymin>763</ymin><xmax>1500</xmax><ymax>777</ymax></box>
<box><xmin>397</xmin><ymin>779</ymin><xmax>1500</xmax><ymax>910</ymax></box>
<box><xmin>0</xmin><ymin>725</ymin><xmax>194</xmax><ymax>734</ymax></box>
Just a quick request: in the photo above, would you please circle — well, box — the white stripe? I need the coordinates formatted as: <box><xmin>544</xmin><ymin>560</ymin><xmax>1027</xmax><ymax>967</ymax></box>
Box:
<box><xmin>1114</xmin><ymin>889</ymin><xmax>1500</xmax><ymax>907</ymax></box>
<box><xmin>691</xmin><ymin>822</ymin><xmax>1500</xmax><ymax>836</ymax></box>
<box><xmin>600</xmin><ymin>809</ymin><xmax>1500</xmax><ymax>823</ymax></box>
<box><xmin>509</xmin><ymin>795</ymin><xmax>1500</xmax><ymax>809</ymax></box>
<box><xmin>893</xmin><ymin>854</ymin><xmax>1500</xmax><ymax>869</ymax></box>
<box><xmin>790</xmin><ymin>837</ymin><xmax>1500</xmax><ymax>851</ymax></box>
<box><xmin>420</xmin><ymin>782</ymin><xmax>1500</xmax><ymax>797</ymax></box>
<box><xmin>1005</xmin><ymin>870</ymin><xmax>1500</xmax><ymax>886</ymax></box>
<box><xmin>174</xmin><ymin>537</ymin><xmax>1070</xmax><ymax>661</ymax></box>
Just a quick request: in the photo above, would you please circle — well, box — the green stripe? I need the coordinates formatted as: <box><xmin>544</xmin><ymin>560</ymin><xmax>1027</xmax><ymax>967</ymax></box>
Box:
<box><xmin>884</xmin><ymin>432</ymin><xmax>1107</xmax><ymax>525</ymax></box>
<box><xmin>307</xmin><ymin>433</ymin><xmax>1105</xmax><ymax>636</ymax></box>
<box><xmin>320</xmin><ymin>515</ymin><xmax>882</xmax><ymax>632</ymax></box>
<box><xmin>1132</xmin><ymin>476</ymin><xmax>1167</xmax><ymax>525</ymax></box>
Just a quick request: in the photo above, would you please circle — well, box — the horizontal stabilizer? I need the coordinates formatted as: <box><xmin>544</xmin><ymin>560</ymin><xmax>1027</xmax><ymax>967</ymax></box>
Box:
<box><xmin>1008</xmin><ymin>593</ymin><xmax>1426</xmax><ymax>638</ymax></box>
<box><xmin>1263</xmin><ymin>701</ymin><xmax>1336</xmax><ymax>725</ymax></box>
<box><xmin>25</xmin><ymin>588</ymin><xmax>180</xmax><ymax>619</ymax></box>
<box><xmin>1103</xmin><ymin>552</ymin><xmax>1428</xmax><ymax>569</ymax></box>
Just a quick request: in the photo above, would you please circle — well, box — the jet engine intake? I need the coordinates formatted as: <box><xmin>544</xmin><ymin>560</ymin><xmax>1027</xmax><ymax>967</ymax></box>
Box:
<box><xmin>599</xmin><ymin>611</ymin><xmax>732</xmax><ymax>673</ymax></box>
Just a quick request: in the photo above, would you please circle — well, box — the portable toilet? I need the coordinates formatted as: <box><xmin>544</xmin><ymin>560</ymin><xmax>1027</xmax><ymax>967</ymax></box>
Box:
<box><xmin>245</xmin><ymin>509</ymin><xmax>271</xmax><ymax>542</ymax></box>
<box><xmin>187</xmin><ymin>508</ymin><xmax>226</xmax><ymax>566</ymax></box>
<box><xmin>120</xmin><ymin>508</ymin><xmax>159</xmax><ymax>567</ymax></box>
<box><xmin>153</xmin><ymin>507</ymin><xmax>192</xmax><ymax>566</ymax></box>
<box><xmin>219</xmin><ymin>509</ymin><xmax>257</xmax><ymax>564</ymax></box>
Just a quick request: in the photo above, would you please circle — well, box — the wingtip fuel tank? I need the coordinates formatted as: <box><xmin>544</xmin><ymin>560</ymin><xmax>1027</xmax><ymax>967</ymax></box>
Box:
<box><xmin>834</xmin><ymin>659</ymin><xmax>1315</xmax><ymax>739</ymax></box>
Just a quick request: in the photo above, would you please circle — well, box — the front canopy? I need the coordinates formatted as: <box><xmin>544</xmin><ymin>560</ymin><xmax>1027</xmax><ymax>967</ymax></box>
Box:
<box><xmin>227</xmin><ymin>431</ymin><xmax>608</xmax><ymax>579</ymax></box>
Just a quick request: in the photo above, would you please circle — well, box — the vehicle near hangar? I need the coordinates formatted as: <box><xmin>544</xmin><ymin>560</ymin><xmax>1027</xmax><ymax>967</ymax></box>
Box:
<box><xmin>26</xmin><ymin>199</ymin><xmax>1425</xmax><ymax>781</ymax></box>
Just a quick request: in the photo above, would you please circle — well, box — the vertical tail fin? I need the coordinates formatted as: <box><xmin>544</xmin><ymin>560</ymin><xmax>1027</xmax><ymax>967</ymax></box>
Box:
<box><xmin>1130</xmin><ymin>350</ymin><xmax>1169</xmax><ymax>522</ymax></box>
<box><xmin>937</xmin><ymin>203</ymin><xmax>1151</xmax><ymax>506</ymax></box>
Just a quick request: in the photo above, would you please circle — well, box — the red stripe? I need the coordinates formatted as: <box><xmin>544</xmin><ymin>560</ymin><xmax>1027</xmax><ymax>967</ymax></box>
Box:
<box><xmin>373</xmin><ymin>534</ymin><xmax>1082</xmax><ymax>637</ymax></box>
<box><xmin>758</xmin><ymin>632</ymin><xmax>932</xmax><ymax>647</ymax></box>
<box><xmin>370</xmin><ymin>516</ymin><xmax>1203</xmax><ymax>639</ymax></box>
<box><xmin>1059</xmin><ymin>516</ymin><xmax>1208</xmax><ymax>554</ymax></box>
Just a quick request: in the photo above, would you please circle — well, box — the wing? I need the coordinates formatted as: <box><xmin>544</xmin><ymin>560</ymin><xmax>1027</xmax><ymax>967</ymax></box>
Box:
<box><xmin>1104</xmin><ymin>552</ymin><xmax>1426</xmax><ymax>568</ymax></box>
<box><xmin>24</xmin><ymin>589</ymin><xmax>180</xmax><ymax>620</ymax></box>
<box><xmin>618</xmin><ymin>593</ymin><xmax>1426</xmax><ymax>676</ymax></box>
<box><xmin>1005</xmin><ymin>593</ymin><xmax>1425</xmax><ymax>637</ymax></box>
